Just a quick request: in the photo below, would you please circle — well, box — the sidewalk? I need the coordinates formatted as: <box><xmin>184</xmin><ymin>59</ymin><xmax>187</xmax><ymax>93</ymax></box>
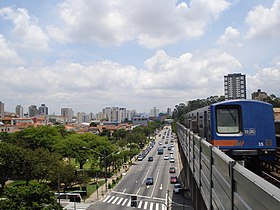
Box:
<box><xmin>84</xmin><ymin>161</ymin><xmax>133</xmax><ymax>204</ymax></box>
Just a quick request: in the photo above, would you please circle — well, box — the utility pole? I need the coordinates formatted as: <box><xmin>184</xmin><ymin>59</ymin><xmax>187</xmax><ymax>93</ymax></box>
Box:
<box><xmin>166</xmin><ymin>190</ymin><xmax>170</xmax><ymax>210</ymax></box>
<box><xmin>104</xmin><ymin>153</ymin><xmax>108</xmax><ymax>192</ymax></box>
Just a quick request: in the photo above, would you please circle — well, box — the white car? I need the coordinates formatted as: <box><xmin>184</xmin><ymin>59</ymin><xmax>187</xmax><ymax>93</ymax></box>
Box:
<box><xmin>174</xmin><ymin>183</ymin><xmax>182</xmax><ymax>193</ymax></box>
<box><xmin>164</xmin><ymin>155</ymin><xmax>169</xmax><ymax>160</ymax></box>
<box><xmin>169</xmin><ymin>157</ymin><xmax>175</xmax><ymax>163</ymax></box>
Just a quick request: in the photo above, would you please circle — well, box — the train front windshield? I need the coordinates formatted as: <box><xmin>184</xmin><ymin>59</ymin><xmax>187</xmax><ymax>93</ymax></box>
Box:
<box><xmin>216</xmin><ymin>107</ymin><xmax>241</xmax><ymax>134</ymax></box>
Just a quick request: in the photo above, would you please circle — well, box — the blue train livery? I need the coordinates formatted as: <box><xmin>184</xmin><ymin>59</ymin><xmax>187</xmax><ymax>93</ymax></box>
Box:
<box><xmin>183</xmin><ymin>99</ymin><xmax>276</xmax><ymax>161</ymax></box>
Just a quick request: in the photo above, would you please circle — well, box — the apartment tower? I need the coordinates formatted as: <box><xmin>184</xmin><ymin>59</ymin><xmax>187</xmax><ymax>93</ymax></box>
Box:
<box><xmin>224</xmin><ymin>73</ymin><xmax>246</xmax><ymax>100</ymax></box>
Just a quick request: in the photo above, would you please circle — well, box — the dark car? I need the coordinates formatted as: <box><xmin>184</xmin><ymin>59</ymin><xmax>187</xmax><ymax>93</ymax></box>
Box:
<box><xmin>148</xmin><ymin>156</ymin><xmax>153</xmax><ymax>161</ymax></box>
<box><xmin>146</xmin><ymin>177</ymin><xmax>153</xmax><ymax>185</ymax></box>
<box><xmin>170</xmin><ymin>176</ymin><xmax>178</xmax><ymax>184</ymax></box>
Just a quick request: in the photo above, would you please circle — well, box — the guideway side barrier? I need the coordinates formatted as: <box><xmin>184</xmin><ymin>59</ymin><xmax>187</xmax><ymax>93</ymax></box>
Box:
<box><xmin>176</xmin><ymin>123</ymin><xmax>280</xmax><ymax>210</ymax></box>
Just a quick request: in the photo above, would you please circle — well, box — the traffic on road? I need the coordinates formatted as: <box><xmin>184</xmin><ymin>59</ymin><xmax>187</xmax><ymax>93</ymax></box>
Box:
<box><xmin>87</xmin><ymin>125</ymin><xmax>193</xmax><ymax>210</ymax></box>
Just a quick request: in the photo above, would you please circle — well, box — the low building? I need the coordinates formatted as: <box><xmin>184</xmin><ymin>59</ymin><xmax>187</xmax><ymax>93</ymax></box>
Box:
<box><xmin>274</xmin><ymin>108</ymin><xmax>280</xmax><ymax>121</ymax></box>
<box><xmin>132</xmin><ymin>117</ymin><xmax>148</xmax><ymax>126</ymax></box>
<box><xmin>252</xmin><ymin>89</ymin><xmax>268</xmax><ymax>101</ymax></box>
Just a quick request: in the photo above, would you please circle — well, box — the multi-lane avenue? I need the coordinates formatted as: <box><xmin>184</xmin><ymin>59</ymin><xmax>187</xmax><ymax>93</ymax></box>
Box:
<box><xmin>87</xmin><ymin>126</ymin><xmax>193</xmax><ymax>210</ymax></box>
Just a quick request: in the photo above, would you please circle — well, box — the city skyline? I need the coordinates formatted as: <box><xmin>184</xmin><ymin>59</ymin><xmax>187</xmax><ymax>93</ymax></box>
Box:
<box><xmin>0</xmin><ymin>1</ymin><xmax>280</xmax><ymax>114</ymax></box>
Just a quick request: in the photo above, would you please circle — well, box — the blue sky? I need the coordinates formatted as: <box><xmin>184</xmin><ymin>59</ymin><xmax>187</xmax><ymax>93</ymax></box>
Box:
<box><xmin>0</xmin><ymin>0</ymin><xmax>279</xmax><ymax>115</ymax></box>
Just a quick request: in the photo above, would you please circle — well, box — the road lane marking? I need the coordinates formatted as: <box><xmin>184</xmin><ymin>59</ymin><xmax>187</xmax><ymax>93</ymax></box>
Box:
<box><xmin>149</xmin><ymin>202</ymin><xmax>154</xmax><ymax>210</ymax></box>
<box><xmin>136</xmin><ymin>187</ymin><xmax>141</xmax><ymax>195</ymax></box>
<box><xmin>110</xmin><ymin>190</ymin><xmax>165</xmax><ymax>201</ymax></box>
<box><xmin>162</xmin><ymin>203</ymin><xmax>166</xmax><ymax>210</ymax></box>
<box><xmin>117</xmin><ymin>197</ymin><xmax>123</xmax><ymax>205</ymax></box>
<box><xmin>155</xmin><ymin>203</ymin><xmax>159</xmax><ymax>210</ymax></box>
<box><xmin>151</xmin><ymin>169</ymin><xmax>160</xmax><ymax>198</ymax></box>
<box><xmin>127</xmin><ymin>199</ymin><xmax>131</xmax><ymax>207</ymax></box>
<box><xmin>122</xmin><ymin>198</ymin><xmax>128</xmax><ymax>206</ymax></box>
<box><xmin>142</xmin><ymin>169</ymin><xmax>150</xmax><ymax>184</ymax></box>
<box><xmin>138</xmin><ymin>200</ymin><xmax>143</xmax><ymax>208</ymax></box>
<box><xmin>143</xmin><ymin>201</ymin><xmax>148</xmax><ymax>209</ymax></box>
<box><xmin>112</xmin><ymin>197</ymin><xmax>119</xmax><ymax>204</ymax></box>
<box><xmin>123</xmin><ymin>189</ymin><xmax>126</xmax><ymax>193</ymax></box>
<box><xmin>102</xmin><ymin>195</ymin><xmax>111</xmax><ymax>202</ymax></box>
<box><xmin>107</xmin><ymin>196</ymin><xmax>115</xmax><ymax>203</ymax></box>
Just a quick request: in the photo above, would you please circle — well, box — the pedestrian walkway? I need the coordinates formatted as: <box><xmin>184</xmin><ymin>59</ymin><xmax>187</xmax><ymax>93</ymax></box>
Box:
<box><xmin>102</xmin><ymin>194</ymin><xmax>167</xmax><ymax>210</ymax></box>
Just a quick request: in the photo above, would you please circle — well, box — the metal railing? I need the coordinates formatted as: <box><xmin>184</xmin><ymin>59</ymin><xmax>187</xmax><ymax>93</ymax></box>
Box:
<box><xmin>176</xmin><ymin>123</ymin><xmax>280</xmax><ymax>210</ymax></box>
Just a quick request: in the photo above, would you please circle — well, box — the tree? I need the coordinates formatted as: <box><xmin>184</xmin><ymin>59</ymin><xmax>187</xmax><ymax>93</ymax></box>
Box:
<box><xmin>53</xmin><ymin>134</ymin><xmax>89</xmax><ymax>169</ymax></box>
<box><xmin>13</xmin><ymin>126</ymin><xmax>64</xmax><ymax>151</ymax></box>
<box><xmin>112</xmin><ymin>129</ymin><xmax>127</xmax><ymax>140</ymax></box>
<box><xmin>0</xmin><ymin>142</ymin><xmax>24</xmax><ymax>190</ymax></box>
<box><xmin>0</xmin><ymin>182</ymin><xmax>62</xmax><ymax>210</ymax></box>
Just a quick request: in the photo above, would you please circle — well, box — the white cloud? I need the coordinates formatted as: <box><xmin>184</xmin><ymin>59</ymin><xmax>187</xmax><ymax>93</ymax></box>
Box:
<box><xmin>247</xmin><ymin>60</ymin><xmax>280</xmax><ymax>95</ymax></box>
<box><xmin>0</xmin><ymin>7</ymin><xmax>49</xmax><ymax>50</ymax></box>
<box><xmin>0</xmin><ymin>49</ymin><xmax>243</xmax><ymax>113</ymax></box>
<box><xmin>245</xmin><ymin>0</ymin><xmax>280</xmax><ymax>39</ymax></box>
<box><xmin>55</xmin><ymin>0</ymin><xmax>230</xmax><ymax>48</ymax></box>
<box><xmin>0</xmin><ymin>34</ymin><xmax>23</xmax><ymax>65</ymax></box>
<box><xmin>217</xmin><ymin>26</ymin><xmax>242</xmax><ymax>47</ymax></box>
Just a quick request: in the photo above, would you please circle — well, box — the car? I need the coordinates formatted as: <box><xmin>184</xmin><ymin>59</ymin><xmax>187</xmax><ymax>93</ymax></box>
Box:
<box><xmin>163</xmin><ymin>145</ymin><xmax>166</xmax><ymax>148</ymax></box>
<box><xmin>146</xmin><ymin>177</ymin><xmax>153</xmax><ymax>185</ymax></box>
<box><xmin>174</xmin><ymin>183</ymin><xmax>182</xmax><ymax>193</ymax></box>
<box><xmin>148</xmin><ymin>156</ymin><xmax>153</xmax><ymax>161</ymax></box>
<box><xmin>137</xmin><ymin>155</ymin><xmax>143</xmax><ymax>161</ymax></box>
<box><xmin>170</xmin><ymin>176</ymin><xmax>178</xmax><ymax>184</ymax></box>
<box><xmin>164</xmin><ymin>155</ymin><xmax>169</xmax><ymax>160</ymax></box>
<box><xmin>167</xmin><ymin>146</ymin><xmax>172</xmax><ymax>150</ymax></box>
<box><xmin>169</xmin><ymin>166</ymin><xmax>176</xmax><ymax>173</ymax></box>
<box><xmin>169</xmin><ymin>157</ymin><xmax>175</xmax><ymax>163</ymax></box>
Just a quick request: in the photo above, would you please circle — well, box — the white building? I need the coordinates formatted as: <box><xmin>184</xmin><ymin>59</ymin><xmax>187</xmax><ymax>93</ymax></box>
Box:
<box><xmin>150</xmin><ymin>107</ymin><xmax>159</xmax><ymax>118</ymax></box>
<box><xmin>77</xmin><ymin>112</ymin><xmax>86</xmax><ymax>123</ymax></box>
<box><xmin>15</xmin><ymin>105</ymin><xmax>24</xmax><ymax>118</ymax></box>
<box><xmin>224</xmin><ymin>73</ymin><xmax>246</xmax><ymax>100</ymax></box>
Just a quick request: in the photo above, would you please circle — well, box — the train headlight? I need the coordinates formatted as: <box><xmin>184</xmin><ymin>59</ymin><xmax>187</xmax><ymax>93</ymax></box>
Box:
<box><xmin>265</xmin><ymin>139</ymin><xmax>272</xmax><ymax>146</ymax></box>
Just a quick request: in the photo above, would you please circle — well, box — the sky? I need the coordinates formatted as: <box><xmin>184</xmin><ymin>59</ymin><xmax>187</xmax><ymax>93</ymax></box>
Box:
<box><xmin>0</xmin><ymin>0</ymin><xmax>280</xmax><ymax>115</ymax></box>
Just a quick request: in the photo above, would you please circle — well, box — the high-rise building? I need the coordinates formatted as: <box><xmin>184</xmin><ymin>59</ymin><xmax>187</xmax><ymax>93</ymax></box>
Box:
<box><xmin>150</xmin><ymin>107</ymin><xmax>159</xmax><ymax>118</ymax></box>
<box><xmin>61</xmin><ymin>108</ymin><xmax>73</xmax><ymax>123</ymax></box>
<box><xmin>39</xmin><ymin>104</ymin><xmax>48</xmax><ymax>115</ymax></box>
<box><xmin>28</xmin><ymin>105</ymin><xmax>39</xmax><ymax>117</ymax></box>
<box><xmin>117</xmin><ymin>108</ymin><xmax>125</xmax><ymax>122</ymax></box>
<box><xmin>251</xmin><ymin>89</ymin><xmax>268</xmax><ymax>101</ymax></box>
<box><xmin>167</xmin><ymin>108</ymin><xmax>172</xmax><ymax>117</ymax></box>
<box><xmin>103</xmin><ymin>107</ymin><xmax>112</xmax><ymax>121</ymax></box>
<box><xmin>0</xmin><ymin>101</ymin><xmax>4</xmax><ymax>115</ymax></box>
<box><xmin>224</xmin><ymin>73</ymin><xmax>246</xmax><ymax>100</ymax></box>
<box><xmin>126</xmin><ymin>110</ymin><xmax>137</xmax><ymax>121</ymax></box>
<box><xmin>111</xmin><ymin>107</ymin><xmax>119</xmax><ymax>122</ymax></box>
<box><xmin>15</xmin><ymin>105</ymin><xmax>24</xmax><ymax>118</ymax></box>
<box><xmin>77</xmin><ymin>112</ymin><xmax>86</xmax><ymax>123</ymax></box>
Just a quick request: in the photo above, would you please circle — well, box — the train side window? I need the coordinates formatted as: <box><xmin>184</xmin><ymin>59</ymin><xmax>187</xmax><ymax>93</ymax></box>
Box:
<box><xmin>216</xmin><ymin>106</ymin><xmax>241</xmax><ymax>134</ymax></box>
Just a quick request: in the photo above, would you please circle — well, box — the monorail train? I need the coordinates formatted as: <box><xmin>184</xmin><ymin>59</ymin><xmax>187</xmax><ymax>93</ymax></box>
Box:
<box><xmin>183</xmin><ymin>99</ymin><xmax>276</xmax><ymax>161</ymax></box>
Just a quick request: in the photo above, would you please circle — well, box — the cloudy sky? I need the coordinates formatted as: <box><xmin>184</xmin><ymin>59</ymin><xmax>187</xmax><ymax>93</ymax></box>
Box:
<box><xmin>0</xmin><ymin>0</ymin><xmax>280</xmax><ymax>115</ymax></box>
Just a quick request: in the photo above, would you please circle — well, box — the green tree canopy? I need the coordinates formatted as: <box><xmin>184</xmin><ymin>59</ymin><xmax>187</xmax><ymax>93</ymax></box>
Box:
<box><xmin>0</xmin><ymin>182</ymin><xmax>62</xmax><ymax>210</ymax></box>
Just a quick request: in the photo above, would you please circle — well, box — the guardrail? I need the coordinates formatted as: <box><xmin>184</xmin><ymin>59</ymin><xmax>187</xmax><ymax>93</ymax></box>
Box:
<box><xmin>176</xmin><ymin>123</ymin><xmax>280</xmax><ymax>210</ymax></box>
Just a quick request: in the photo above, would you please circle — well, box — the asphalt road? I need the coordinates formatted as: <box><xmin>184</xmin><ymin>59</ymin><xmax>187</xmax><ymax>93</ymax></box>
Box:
<box><xmin>88</xmin><ymin>126</ymin><xmax>193</xmax><ymax>210</ymax></box>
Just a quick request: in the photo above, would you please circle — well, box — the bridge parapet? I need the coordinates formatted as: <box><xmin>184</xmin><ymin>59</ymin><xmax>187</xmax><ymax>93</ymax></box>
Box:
<box><xmin>177</xmin><ymin>123</ymin><xmax>280</xmax><ymax>210</ymax></box>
